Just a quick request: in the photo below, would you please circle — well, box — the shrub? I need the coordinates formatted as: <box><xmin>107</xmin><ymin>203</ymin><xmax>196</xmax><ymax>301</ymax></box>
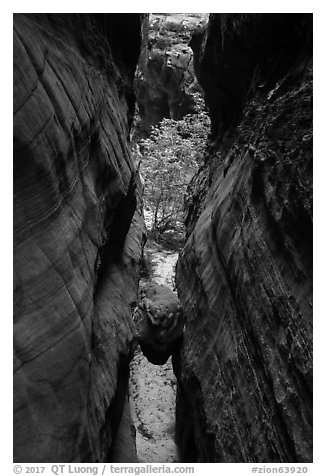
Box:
<box><xmin>137</xmin><ymin>93</ymin><xmax>210</xmax><ymax>240</ymax></box>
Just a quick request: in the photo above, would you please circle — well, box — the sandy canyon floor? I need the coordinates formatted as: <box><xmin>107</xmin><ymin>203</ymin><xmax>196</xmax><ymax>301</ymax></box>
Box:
<box><xmin>129</xmin><ymin>241</ymin><xmax>179</xmax><ymax>463</ymax></box>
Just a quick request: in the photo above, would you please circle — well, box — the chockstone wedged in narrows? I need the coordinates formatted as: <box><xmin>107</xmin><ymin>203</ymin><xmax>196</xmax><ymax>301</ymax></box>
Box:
<box><xmin>133</xmin><ymin>282</ymin><xmax>185</xmax><ymax>365</ymax></box>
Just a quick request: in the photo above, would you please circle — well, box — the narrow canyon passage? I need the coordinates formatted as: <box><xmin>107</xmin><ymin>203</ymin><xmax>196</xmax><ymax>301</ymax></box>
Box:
<box><xmin>129</xmin><ymin>242</ymin><xmax>179</xmax><ymax>462</ymax></box>
<box><xmin>13</xmin><ymin>13</ymin><xmax>312</xmax><ymax>463</ymax></box>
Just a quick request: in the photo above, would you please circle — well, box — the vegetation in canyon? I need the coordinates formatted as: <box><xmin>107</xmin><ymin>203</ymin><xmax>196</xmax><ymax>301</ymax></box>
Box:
<box><xmin>13</xmin><ymin>13</ymin><xmax>312</xmax><ymax>464</ymax></box>
<box><xmin>136</xmin><ymin>93</ymin><xmax>210</xmax><ymax>244</ymax></box>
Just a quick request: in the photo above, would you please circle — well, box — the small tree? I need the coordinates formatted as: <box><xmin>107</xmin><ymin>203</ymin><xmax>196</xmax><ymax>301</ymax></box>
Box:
<box><xmin>137</xmin><ymin>94</ymin><xmax>210</xmax><ymax>241</ymax></box>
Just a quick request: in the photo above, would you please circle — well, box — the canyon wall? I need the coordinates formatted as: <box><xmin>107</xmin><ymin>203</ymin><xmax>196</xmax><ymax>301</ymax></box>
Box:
<box><xmin>13</xmin><ymin>14</ymin><xmax>145</xmax><ymax>462</ymax></box>
<box><xmin>175</xmin><ymin>14</ymin><xmax>313</xmax><ymax>462</ymax></box>
<box><xmin>134</xmin><ymin>13</ymin><xmax>208</xmax><ymax>139</ymax></box>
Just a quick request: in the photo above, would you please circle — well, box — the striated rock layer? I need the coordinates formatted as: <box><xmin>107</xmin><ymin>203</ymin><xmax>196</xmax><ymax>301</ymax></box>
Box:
<box><xmin>13</xmin><ymin>13</ymin><xmax>145</xmax><ymax>462</ymax></box>
<box><xmin>175</xmin><ymin>14</ymin><xmax>312</xmax><ymax>463</ymax></box>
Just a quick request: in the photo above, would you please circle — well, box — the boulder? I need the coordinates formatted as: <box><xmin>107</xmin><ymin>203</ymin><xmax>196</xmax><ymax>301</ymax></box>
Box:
<box><xmin>134</xmin><ymin>283</ymin><xmax>184</xmax><ymax>365</ymax></box>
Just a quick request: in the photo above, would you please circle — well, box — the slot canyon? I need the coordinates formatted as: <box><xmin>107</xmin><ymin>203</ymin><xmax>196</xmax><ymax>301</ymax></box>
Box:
<box><xmin>13</xmin><ymin>13</ymin><xmax>312</xmax><ymax>463</ymax></box>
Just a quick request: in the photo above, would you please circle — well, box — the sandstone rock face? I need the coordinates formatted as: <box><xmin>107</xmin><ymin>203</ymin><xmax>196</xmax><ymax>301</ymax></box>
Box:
<box><xmin>134</xmin><ymin>13</ymin><xmax>208</xmax><ymax>138</ymax></box>
<box><xmin>109</xmin><ymin>396</ymin><xmax>138</xmax><ymax>462</ymax></box>
<box><xmin>13</xmin><ymin>13</ymin><xmax>145</xmax><ymax>462</ymax></box>
<box><xmin>175</xmin><ymin>14</ymin><xmax>312</xmax><ymax>463</ymax></box>
<box><xmin>134</xmin><ymin>283</ymin><xmax>184</xmax><ymax>365</ymax></box>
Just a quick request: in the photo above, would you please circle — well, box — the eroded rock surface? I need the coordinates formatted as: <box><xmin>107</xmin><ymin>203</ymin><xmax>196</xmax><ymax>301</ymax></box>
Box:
<box><xmin>175</xmin><ymin>14</ymin><xmax>313</xmax><ymax>463</ymax></box>
<box><xmin>134</xmin><ymin>13</ymin><xmax>208</xmax><ymax>138</ymax></box>
<box><xmin>134</xmin><ymin>283</ymin><xmax>184</xmax><ymax>365</ymax></box>
<box><xmin>13</xmin><ymin>13</ymin><xmax>145</xmax><ymax>462</ymax></box>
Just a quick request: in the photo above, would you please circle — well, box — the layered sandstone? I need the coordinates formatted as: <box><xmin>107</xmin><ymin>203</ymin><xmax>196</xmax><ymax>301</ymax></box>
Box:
<box><xmin>175</xmin><ymin>13</ymin><xmax>313</xmax><ymax>463</ymax></box>
<box><xmin>13</xmin><ymin>13</ymin><xmax>145</xmax><ymax>462</ymax></box>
